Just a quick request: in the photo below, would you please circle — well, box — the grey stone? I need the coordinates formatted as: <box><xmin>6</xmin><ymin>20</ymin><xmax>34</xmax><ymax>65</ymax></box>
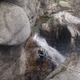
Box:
<box><xmin>48</xmin><ymin>57</ymin><xmax>80</xmax><ymax>80</ymax></box>
<box><xmin>0</xmin><ymin>45</ymin><xmax>27</xmax><ymax>80</ymax></box>
<box><xmin>0</xmin><ymin>2</ymin><xmax>31</xmax><ymax>45</ymax></box>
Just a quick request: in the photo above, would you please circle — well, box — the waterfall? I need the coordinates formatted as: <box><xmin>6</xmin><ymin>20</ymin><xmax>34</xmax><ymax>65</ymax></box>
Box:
<box><xmin>33</xmin><ymin>33</ymin><xmax>66</xmax><ymax>65</ymax></box>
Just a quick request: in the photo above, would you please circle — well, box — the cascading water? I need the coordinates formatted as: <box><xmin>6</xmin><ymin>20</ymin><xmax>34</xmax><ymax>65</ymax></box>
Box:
<box><xmin>33</xmin><ymin>33</ymin><xmax>66</xmax><ymax>66</ymax></box>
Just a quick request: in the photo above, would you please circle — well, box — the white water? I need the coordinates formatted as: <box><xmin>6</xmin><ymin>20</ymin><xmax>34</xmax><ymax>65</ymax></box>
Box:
<box><xmin>33</xmin><ymin>33</ymin><xmax>66</xmax><ymax>65</ymax></box>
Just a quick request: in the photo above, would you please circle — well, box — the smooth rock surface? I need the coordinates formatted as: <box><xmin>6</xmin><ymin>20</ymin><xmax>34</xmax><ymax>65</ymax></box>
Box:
<box><xmin>59</xmin><ymin>1</ymin><xmax>71</xmax><ymax>8</ymax></box>
<box><xmin>48</xmin><ymin>56</ymin><xmax>80</xmax><ymax>80</ymax></box>
<box><xmin>0</xmin><ymin>2</ymin><xmax>31</xmax><ymax>45</ymax></box>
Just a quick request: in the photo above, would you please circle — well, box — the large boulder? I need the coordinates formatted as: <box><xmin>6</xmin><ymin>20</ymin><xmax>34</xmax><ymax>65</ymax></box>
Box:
<box><xmin>0</xmin><ymin>2</ymin><xmax>31</xmax><ymax>45</ymax></box>
<box><xmin>40</xmin><ymin>19</ymin><xmax>71</xmax><ymax>49</ymax></box>
<box><xmin>1</xmin><ymin>0</ymin><xmax>41</xmax><ymax>27</ymax></box>
<box><xmin>40</xmin><ymin>11</ymin><xmax>80</xmax><ymax>49</ymax></box>
<box><xmin>53</xmin><ymin>11</ymin><xmax>80</xmax><ymax>46</ymax></box>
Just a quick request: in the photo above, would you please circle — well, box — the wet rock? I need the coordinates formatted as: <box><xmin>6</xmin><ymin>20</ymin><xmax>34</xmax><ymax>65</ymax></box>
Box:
<box><xmin>0</xmin><ymin>2</ymin><xmax>31</xmax><ymax>45</ymax></box>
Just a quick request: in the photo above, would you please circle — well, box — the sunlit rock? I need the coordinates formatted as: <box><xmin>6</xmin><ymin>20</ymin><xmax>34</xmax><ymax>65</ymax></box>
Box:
<box><xmin>0</xmin><ymin>2</ymin><xmax>31</xmax><ymax>45</ymax></box>
<box><xmin>40</xmin><ymin>11</ymin><xmax>80</xmax><ymax>48</ymax></box>
<box><xmin>59</xmin><ymin>1</ymin><xmax>71</xmax><ymax>8</ymax></box>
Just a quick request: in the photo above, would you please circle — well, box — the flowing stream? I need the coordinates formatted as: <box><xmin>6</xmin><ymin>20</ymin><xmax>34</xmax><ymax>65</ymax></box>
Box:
<box><xmin>33</xmin><ymin>33</ymin><xmax>66</xmax><ymax>66</ymax></box>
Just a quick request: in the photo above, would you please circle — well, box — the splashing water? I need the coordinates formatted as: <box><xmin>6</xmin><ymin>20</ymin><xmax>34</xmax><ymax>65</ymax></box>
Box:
<box><xmin>33</xmin><ymin>33</ymin><xmax>66</xmax><ymax>65</ymax></box>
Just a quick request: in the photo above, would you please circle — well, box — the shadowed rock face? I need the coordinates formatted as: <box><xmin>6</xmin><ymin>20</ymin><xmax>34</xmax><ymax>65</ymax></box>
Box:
<box><xmin>0</xmin><ymin>45</ymin><xmax>26</xmax><ymax>80</ymax></box>
<box><xmin>40</xmin><ymin>23</ymin><xmax>71</xmax><ymax>49</ymax></box>
<box><xmin>0</xmin><ymin>0</ymin><xmax>25</xmax><ymax>7</ymax></box>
